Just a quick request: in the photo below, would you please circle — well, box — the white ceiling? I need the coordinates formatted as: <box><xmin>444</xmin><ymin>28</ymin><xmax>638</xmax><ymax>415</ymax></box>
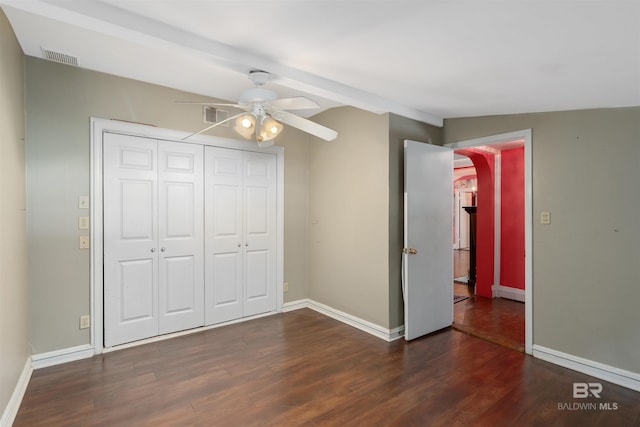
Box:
<box><xmin>2</xmin><ymin>0</ymin><xmax>640</xmax><ymax>127</ymax></box>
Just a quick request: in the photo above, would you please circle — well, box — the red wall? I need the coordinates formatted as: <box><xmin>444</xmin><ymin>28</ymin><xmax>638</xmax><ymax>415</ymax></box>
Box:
<box><xmin>455</xmin><ymin>149</ymin><xmax>495</xmax><ymax>298</ymax></box>
<box><xmin>500</xmin><ymin>148</ymin><xmax>525</xmax><ymax>290</ymax></box>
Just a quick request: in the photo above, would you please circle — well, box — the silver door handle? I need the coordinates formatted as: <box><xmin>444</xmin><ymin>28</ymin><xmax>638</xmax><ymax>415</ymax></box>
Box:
<box><xmin>151</xmin><ymin>248</ymin><xmax>156</xmax><ymax>253</ymax></box>
<box><xmin>237</xmin><ymin>243</ymin><xmax>241</xmax><ymax>247</ymax></box>
<box><xmin>160</xmin><ymin>247</ymin><xmax>166</xmax><ymax>252</ymax></box>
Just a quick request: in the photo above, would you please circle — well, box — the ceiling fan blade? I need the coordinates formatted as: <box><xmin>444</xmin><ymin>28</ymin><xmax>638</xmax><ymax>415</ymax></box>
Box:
<box><xmin>273</xmin><ymin>110</ymin><xmax>337</xmax><ymax>141</ymax></box>
<box><xmin>181</xmin><ymin>112</ymin><xmax>246</xmax><ymax>140</ymax></box>
<box><xmin>267</xmin><ymin>97</ymin><xmax>320</xmax><ymax>111</ymax></box>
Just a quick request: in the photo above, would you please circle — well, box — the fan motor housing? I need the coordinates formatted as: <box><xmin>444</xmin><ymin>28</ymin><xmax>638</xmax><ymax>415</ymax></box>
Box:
<box><xmin>239</xmin><ymin>87</ymin><xmax>277</xmax><ymax>104</ymax></box>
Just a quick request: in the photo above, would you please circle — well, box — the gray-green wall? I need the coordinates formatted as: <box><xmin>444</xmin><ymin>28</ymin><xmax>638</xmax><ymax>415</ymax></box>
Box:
<box><xmin>305</xmin><ymin>109</ymin><xmax>442</xmax><ymax>331</ymax></box>
<box><xmin>445</xmin><ymin>108</ymin><xmax>640</xmax><ymax>374</ymax></box>
<box><xmin>0</xmin><ymin>9</ymin><xmax>28</xmax><ymax>420</ymax></box>
<box><xmin>308</xmin><ymin>107</ymin><xmax>391</xmax><ymax>327</ymax></box>
<box><xmin>25</xmin><ymin>57</ymin><xmax>311</xmax><ymax>353</ymax></box>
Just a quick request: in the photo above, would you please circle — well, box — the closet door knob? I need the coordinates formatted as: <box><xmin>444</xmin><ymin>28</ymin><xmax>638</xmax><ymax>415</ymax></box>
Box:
<box><xmin>161</xmin><ymin>247</ymin><xmax>166</xmax><ymax>252</ymax></box>
<box><xmin>237</xmin><ymin>243</ymin><xmax>241</xmax><ymax>247</ymax></box>
<box><xmin>151</xmin><ymin>248</ymin><xmax>156</xmax><ymax>253</ymax></box>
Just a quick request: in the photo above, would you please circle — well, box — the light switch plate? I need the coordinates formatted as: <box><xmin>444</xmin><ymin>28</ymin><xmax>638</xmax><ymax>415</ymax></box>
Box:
<box><xmin>78</xmin><ymin>196</ymin><xmax>89</xmax><ymax>209</ymax></box>
<box><xmin>79</xmin><ymin>235</ymin><xmax>90</xmax><ymax>249</ymax></box>
<box><xmin>78</xmin><ymin>216</ymin><xmax>89</xmax><ymax>230</ymax></box>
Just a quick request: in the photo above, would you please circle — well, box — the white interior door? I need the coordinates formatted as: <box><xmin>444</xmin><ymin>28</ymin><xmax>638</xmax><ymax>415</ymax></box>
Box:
<box><xmin>242</xmin><ymin>151</ymin><xmax>277</xmax><ymax>317</ymax></box>
<box><xmin>204</xmin><ymin>147</ymin><xmax>277</xmax><ymax>325</ymax></box>
<box><xmin>403</xmin><ymin>140</ymin><xmax>453</xmax><ymax>341</ymax></box>
<box><xmin>205</xmin><ymin>147</ymin><xmax>244</xmax><ymax>324</ymax></box>
<box><xmin>103</xmin><ymin>133</ymin><xmax>159</xmax><ymax>347</ymax></box>
<box><xmin>157</xmin><ymin>141</ymin><xmax>204</xmax><ymax>334</ymax></box>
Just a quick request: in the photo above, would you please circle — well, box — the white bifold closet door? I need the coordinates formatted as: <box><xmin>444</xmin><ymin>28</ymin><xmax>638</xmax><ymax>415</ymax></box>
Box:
<box><xmin>103</xmin><ymin>132</ymin><xmax>204</xmax><ymax>347</ymax></box>
<box><xmin>205</xmin><ymin>146</ymin><xmax>277</xmax><ymax>325</ymax></box>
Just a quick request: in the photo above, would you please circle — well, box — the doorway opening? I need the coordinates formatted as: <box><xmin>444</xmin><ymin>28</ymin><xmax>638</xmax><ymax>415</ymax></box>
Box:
<box><xmin>451</xmin><ymin>146</ymin><xmax>525</xmax><ymax>351</ymax></box>
<box><xmin>445</xmin><ymin>130</ymin><xmax>532</xmax><ymax>354</ymax></box>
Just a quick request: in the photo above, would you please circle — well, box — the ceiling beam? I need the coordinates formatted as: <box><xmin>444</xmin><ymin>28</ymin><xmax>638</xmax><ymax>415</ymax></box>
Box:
<box><xmin>4</xmin><ymin>0</ymin><xmax>443</xmax><ymax>127</ymax></box>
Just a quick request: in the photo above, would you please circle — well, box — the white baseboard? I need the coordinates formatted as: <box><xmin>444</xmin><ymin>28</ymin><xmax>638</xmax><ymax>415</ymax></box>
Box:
<box><xmin>387</xmin><ymin>326</ymin><xmax>405</xmax><ymax>341</ymax></box>
<box><xmin>492</xmin><ymin>284</ymin><xmax>525</xmax><ymax>302</ymax></box>
<box><xmin>281</xmin><ymin>299</ymin><xmax>310</xmax><ymax>313</ymax></box>
<box><xmin>283</xmin><ymin>299</ymin><xmax>404</xmax><ymax>342</ymax></box>
<box><xmin>103</xmin><ymin>311</ymin><xmax>278</xmax><ymax>353</ymax></box>
<box><xmin>0</xmin><ymin>358</ymin><xmax>32</xmax><ymax>427</ymax></box>
<box><xmin>31</xmin><ymin>344</ymin><xmax>94</xmax><ymax>370</ymax></box>
<box><xmin>533</xmin><ymin>345</ymin><xmax>640</xmax><ymax>392</ymax></box>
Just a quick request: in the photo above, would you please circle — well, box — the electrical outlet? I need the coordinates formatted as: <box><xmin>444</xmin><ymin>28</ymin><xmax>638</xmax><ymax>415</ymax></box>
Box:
<box><xmin>283</xmin><ymin>282</ymin><xmax>289</xmax><ymax>292</ymax></box>
<box><xmin>540</xmin><ymin>211</ymin><xmax>551</xmax><ymax>225</ymax></box>
<box><xmin>80</xmin><ymin>314</ymin><xmax>90</xmax><ymax>329</ymax></box>
<box><xmin>79</xmin><ymin>235</ymin><xmax>90</xmax><ymax>249</ymax></box>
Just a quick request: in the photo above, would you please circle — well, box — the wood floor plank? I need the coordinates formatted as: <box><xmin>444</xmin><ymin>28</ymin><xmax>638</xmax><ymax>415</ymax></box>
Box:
<box><xmin>14</xmin><ymin>309</ymin><xmax>640</xmax><ymax>426</ymax></box>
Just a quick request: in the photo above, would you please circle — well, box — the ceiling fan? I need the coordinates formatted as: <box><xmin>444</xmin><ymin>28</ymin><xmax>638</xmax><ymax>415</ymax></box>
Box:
<box><xmin>179</xmin><ymin>70</ymin><xmax>338</xmax><ymax>146</ymax></box>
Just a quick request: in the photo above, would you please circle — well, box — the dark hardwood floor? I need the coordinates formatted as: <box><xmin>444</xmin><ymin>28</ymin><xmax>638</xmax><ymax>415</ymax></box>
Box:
<box><xmin>15</xmin><ymin>309</ymin><xmax>640</xmax><ymax>426</ymax></box>
<box><xmin>453</xmin><ymin>296</ymin><xmax>525</xmax><ymax>352</ymax></box>
<box><xmin>453</xmin><ymin>249</ymin><xmax>525</xmax><ymax>352</ymax></box>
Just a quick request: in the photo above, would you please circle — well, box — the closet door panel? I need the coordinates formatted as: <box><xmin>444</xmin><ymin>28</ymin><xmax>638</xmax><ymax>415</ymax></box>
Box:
<box><xmin>158</xmin><ymin>141</ymin><xmax>204</xmax><ymax>334</ymax></box>
<box><xmin>245</xmin><ymin>249</ymin><xmax>269</xmax><ymax>300</ymax></box>
<box><xmin>205</xmin><ymin>147</ymin><xmax>244</xmax><ymax>325</ymax></box>
<box><xmin>104</xmin><ymin>133</ymin><xmax>159</xmax><ymax>347</ymax></box>
<box><xmin>243</xmin><ymin>152</ymin><xmax>277</xmax><ymax>317</ymax></box>
<box><xmin>120</xmin><ymin>259</ymin><xmax>156</xmax><ymax>321</ymax></box>
<box><xmin>162</xmin><ymin>255</ymin><xmax>197</xmax><ymax>314</ymax></box>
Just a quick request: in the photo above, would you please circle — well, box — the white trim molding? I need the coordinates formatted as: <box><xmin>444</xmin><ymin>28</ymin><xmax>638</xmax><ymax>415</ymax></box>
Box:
<box><xmin>0</xmin><ymin>358</ymin><xmax>32</xmax><ymax>427</ymax></box>
<box><xmin>492</xmin><ymin>285</ymin><xmax>525</xmax><ymax>302</ymax></box>
<box><xmin>533</xmin><ymin>345</ymin><xmax>640</xmax><ymax>392</ymax></box>
<box><xmin>31</xmin><ymin>344</ymin><xmax>94</xmax><ymax>370</ymax></box>
<box><xmin>282</xmin><ymin>299</ymin><xmax>405</xmax><ymax>342</ymax></box>
<box><xmin>446</xmin><ymin>129</ymin><xmax>533</xmax><ymax>354</ymax></box>
<box><xmin>281</xmin><ymin>299</ymin><xmax>310</xmax><ymax>313</ymax></box>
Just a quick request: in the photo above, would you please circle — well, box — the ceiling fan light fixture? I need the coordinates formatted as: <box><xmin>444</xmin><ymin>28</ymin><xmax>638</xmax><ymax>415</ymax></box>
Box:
<box><xmin>179</xmin><ymin>71</ymin><xmax>337</xmax><ymax>143</ymax></box>
<box><xmin>260</xmin><ymin>116</ymin><xmax>283</xmax><ymax>141</ymax></box>
<box><xmin>241</xmin><ymin>117</ymin><xmax>253</xmax><ymax>128</ymax></box>
<box><xmin>233</xmin><ymin>113</ymin><xmax>256</xmax><ymax>139</ymax></box>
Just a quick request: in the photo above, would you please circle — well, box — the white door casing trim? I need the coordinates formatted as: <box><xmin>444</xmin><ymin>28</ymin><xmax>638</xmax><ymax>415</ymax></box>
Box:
<box><xmin>445</xmin><ymin>129</ymin><xmax>533</xmax><ymax>355</ymax></box>
<box><xmin>91</xmin><ymin>118</ymin><xmax>284</xmax><ymax>354</ymax></box>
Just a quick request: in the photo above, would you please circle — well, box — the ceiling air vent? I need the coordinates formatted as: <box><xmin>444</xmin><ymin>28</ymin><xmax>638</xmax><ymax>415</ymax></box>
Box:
<box><xmin>203</xmin><ymin>106</ymin><xmax>229</xmax><ymax>126</ymax></box>
<box><xmin>41</xmin><ymin>47</ymin><xmax>78</xmax><ymax>67</ymax></box>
